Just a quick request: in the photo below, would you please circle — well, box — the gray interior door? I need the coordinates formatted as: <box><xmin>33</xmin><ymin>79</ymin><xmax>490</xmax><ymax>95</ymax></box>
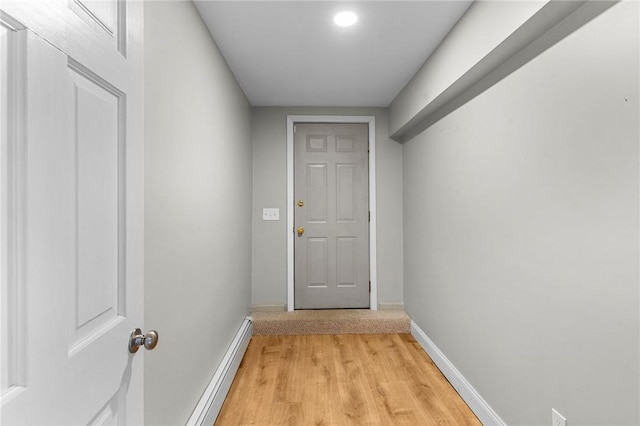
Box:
<box><xmin>294</xmin><ymin>123</ymin><xmax>369</xmax><ymax>309</ymax></box>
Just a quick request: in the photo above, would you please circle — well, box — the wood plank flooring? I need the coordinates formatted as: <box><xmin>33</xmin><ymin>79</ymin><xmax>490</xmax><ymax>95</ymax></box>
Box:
<box><xmin>215</xmin><ymin>334</ymin><xmax>481</xmax><ymax>425</ymax></box>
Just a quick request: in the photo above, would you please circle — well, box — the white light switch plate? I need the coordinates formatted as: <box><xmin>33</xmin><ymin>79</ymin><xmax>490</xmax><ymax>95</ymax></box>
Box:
<box><xmin>262</xmin><ymin>208</ymin><xmax>279</xmax><ymax>221</ymax></box>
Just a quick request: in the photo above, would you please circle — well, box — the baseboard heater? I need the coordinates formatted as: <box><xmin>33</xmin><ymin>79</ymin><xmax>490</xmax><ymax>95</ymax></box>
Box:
<box><xmin>186</xmin><ymin>317</ymin><xmax>253</xmax><ymax>426</ymax></box>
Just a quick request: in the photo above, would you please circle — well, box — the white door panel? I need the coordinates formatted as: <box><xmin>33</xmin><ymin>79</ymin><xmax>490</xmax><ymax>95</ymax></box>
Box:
<box><xmin>68</xmin><ymin>61</ymin><xmax>123</xmax><ymax>352</ymax></box>
<box><xmin>0</xmin><ymin>0</ymin><xmax>143</xmax><ymax>424</ymax></box>
<box><xmin>294</xmin><ymin>123</ymin><xmax>369</xmax><ymax>309</ymax></box>
<box><xmin>3</xmin><ymin>0</ymin><xmax>127</xmax><ymax>63</ymax></box>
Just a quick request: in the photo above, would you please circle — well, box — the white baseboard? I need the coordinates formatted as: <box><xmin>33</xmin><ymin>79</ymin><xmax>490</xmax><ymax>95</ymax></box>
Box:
<box><xmin>410</xmin><ymin>320</ymin><xmax>506</xmax><ymax>426</ymax></box>
<box><xmin>186</xmin><ymin>317</ymin><xmax>252</xmax><ymax>426</ymax></box>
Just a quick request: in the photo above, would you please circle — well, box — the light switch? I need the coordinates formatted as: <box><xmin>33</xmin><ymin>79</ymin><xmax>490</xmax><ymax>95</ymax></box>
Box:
<box><xmin>262</xmin><ymin>208</ymin><xmax>279</xmax><ymax>221</ymax></box>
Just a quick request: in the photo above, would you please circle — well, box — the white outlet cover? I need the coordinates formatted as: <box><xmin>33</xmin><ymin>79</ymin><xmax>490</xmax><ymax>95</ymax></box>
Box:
<box><xmin>262</xmin><ymin>208</ymin><xmax>280</xmax><ymax>221</ymax></box>
<box><xmin>552</xmin><ymin>408</ymin><xmax>567</xmax><ymax>426</ymax></box>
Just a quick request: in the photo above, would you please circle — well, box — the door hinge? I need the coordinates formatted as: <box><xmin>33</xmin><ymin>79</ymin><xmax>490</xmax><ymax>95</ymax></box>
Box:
<box><xmin>368</xmin><ymin>211</ymin><xmax>370</xmax><ymax>222</ymax></box>
<box><xmin>294</xmin><ymin>125</ymin><xmax>296</xmax><ymax>133</ymax></box>
<box><xmin>369</xmin><ymin>281</ymin><xmax>371</xmax><ymax>292</ymax></box>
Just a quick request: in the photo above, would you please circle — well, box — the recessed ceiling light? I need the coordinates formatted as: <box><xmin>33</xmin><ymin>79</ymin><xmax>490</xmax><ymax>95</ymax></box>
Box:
<box><xmin>333</xmin><ymin>11</ymin><xmax>358</xmax><ymax>27</ymax></box>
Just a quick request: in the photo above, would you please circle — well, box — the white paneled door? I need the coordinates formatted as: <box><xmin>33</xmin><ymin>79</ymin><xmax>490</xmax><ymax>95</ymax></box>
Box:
<box><xmin>294</xmin><ymin>123</ymin><xmax>369</xmax><ymax>309</ymax></box>
<box><xmin>0</xmin><ymin>1</ymin><xmax>143</xmax><ymax>424</ymax></box>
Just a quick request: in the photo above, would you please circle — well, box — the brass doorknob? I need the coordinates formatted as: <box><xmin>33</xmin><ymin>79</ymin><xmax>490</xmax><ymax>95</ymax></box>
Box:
<box><xmin>297</xmin><ymin>200</ymin><xmax>304</xmax><ymax>207</ymax></box>
<box><xmin>297</xmin><ymin>227</ymin><xmax>304</xmax><ymax>237</ymax></box>
<box><xmin>129</xmin><ymin>328</ymin><xmax>159</xmax><ymax>353</ymax></box>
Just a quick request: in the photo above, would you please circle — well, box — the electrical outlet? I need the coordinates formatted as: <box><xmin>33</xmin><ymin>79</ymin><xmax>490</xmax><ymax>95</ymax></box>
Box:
<box><xmin>552</xmin><ymin>409</ymin><xmax>567</xmax><ymax>426</ymax></box>
<box><xmin>262</xmin><ymin>208</ymin><xmax>280</xmax><ymax>221</ymax></box>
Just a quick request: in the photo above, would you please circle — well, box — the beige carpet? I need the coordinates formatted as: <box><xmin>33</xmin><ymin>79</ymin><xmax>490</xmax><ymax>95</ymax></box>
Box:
<box><xmin>251</xmin><ymin>309</ymin><xmax>411</xmax><ymax>336</ymax></box>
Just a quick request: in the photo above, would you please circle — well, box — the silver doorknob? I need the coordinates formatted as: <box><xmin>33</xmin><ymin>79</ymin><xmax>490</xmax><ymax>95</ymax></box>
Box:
<box><xmin>128</xmin><ymin>328</ymin><xmax>159</xmax><ymax>353</ymax></box>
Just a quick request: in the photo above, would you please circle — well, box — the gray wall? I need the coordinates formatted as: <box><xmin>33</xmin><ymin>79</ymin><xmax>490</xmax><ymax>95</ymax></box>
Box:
<box><xmin>251</xmin><ymin>107</ymin><xmax>403</xmax><ymax>308</ymax></box>
<box><xmin>144</xmin><ymin>2</ymin><xmax>252</xmax><ymax>425</ymax></box>
<box><xmin>402</xmin><ymin>2</ymin><xmax>639</xmax><ymax>424</ymax></box>
<box><xmin>389</xmin><ymin>0</ymin><xmax>547</xmax><ymax>137</ymax></box>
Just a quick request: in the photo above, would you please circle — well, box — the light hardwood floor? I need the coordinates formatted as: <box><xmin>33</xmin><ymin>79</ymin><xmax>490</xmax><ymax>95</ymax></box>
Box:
<box><xmin>215</xmin><ymin>334</ymin><xmax>481</xmax><ymax>425</ymax></box>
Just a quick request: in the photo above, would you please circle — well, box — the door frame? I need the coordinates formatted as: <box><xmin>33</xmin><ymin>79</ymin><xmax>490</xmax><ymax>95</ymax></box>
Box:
<box><xmin>286</xmin><ymin>115</ymin><xmax>377</xmax><ymax>311</ymax></box>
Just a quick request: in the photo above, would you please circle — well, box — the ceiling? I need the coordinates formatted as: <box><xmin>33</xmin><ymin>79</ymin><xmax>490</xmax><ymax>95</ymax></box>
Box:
<box><xmin>194</xmin><ymin>1</ymin><xmax>472</xmax><ymax>107</ymax></box>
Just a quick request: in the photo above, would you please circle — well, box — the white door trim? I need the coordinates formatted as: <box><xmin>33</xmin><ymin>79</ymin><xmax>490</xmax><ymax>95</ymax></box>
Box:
<box><xmin>286</xmin><ymin>115</ymin><xmax>377</xmax><ymax>311</ymax></box>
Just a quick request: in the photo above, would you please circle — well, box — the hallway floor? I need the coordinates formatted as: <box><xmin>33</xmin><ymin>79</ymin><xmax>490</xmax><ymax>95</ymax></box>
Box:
<box><xmin>215</xmin><ymin>333</ymin><xmax>481</xmax><ymax>425</ymax></box>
